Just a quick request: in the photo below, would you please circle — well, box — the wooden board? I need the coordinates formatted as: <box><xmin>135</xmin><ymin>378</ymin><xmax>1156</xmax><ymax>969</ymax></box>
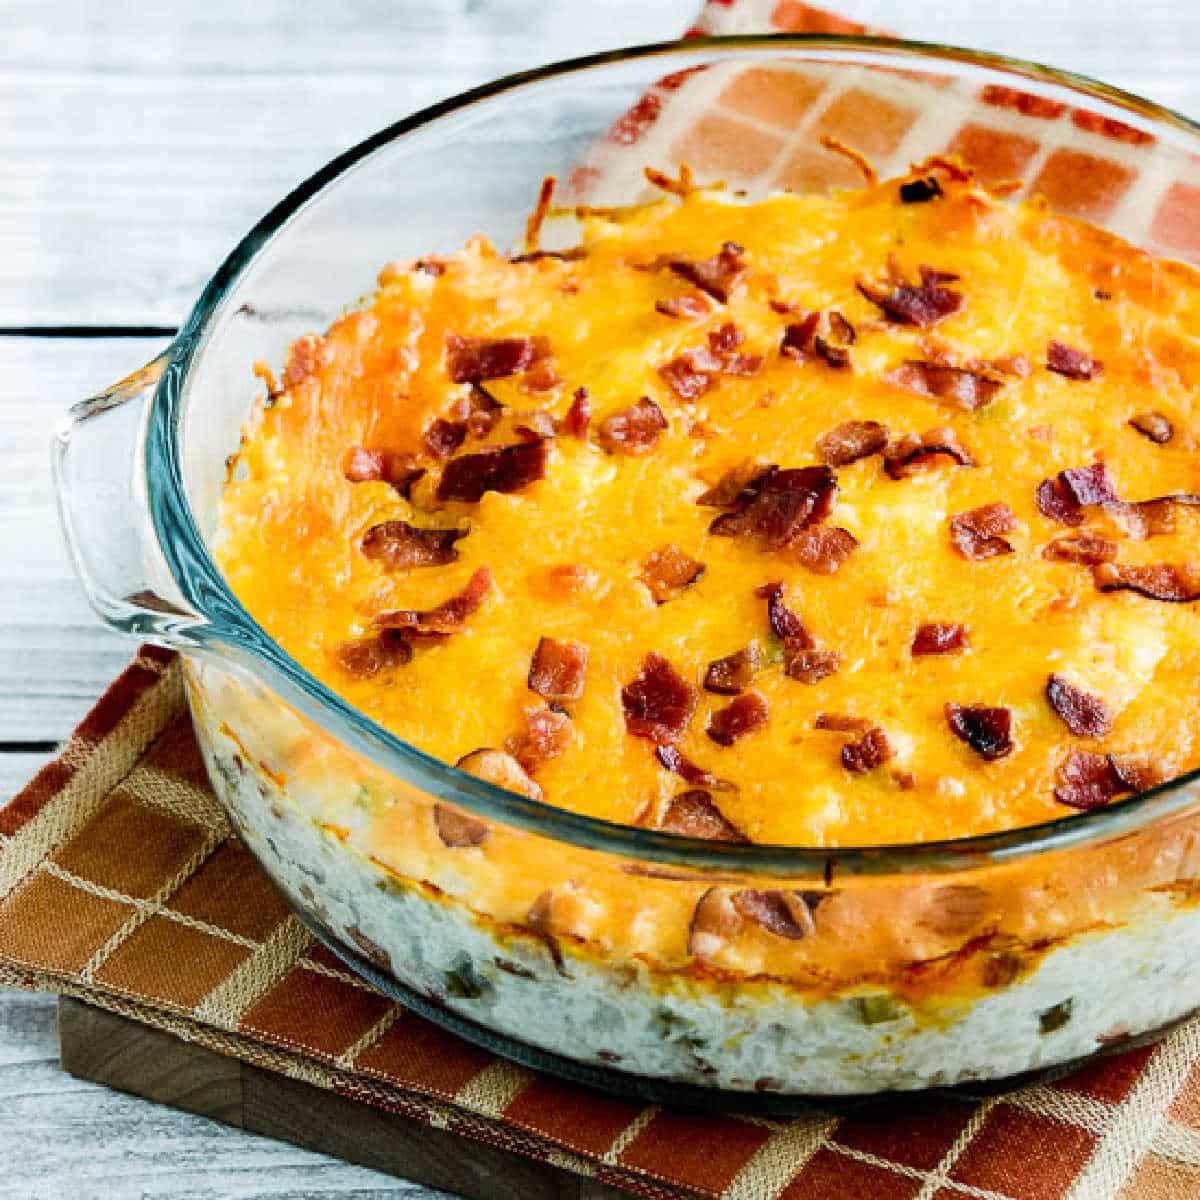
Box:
<box><xmin>57</xmin><ymin>997</ymin><xmax>637</xmax><ymax>1200</ymax></box>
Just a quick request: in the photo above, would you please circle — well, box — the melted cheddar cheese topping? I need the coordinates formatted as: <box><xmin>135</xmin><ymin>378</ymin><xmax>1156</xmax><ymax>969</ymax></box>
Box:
<box><xmin>217</xmin><ymin>173</ymin><xmax>1200</xmax><ymax>847</ymax></box>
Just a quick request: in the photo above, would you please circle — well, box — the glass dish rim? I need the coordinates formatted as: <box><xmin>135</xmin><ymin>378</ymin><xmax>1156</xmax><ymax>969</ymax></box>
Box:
<box><xmin>150</xmin><ymin>33</ymin><xmax>1200</xmax><ymax>876</ymax></box>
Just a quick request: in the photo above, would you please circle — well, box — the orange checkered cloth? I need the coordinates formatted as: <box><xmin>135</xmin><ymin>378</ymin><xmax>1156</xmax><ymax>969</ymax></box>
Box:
<box><xmin>7</xmin><ymin>5</ymin><xmax>1200</xmax><ymax>1197</ymax></box>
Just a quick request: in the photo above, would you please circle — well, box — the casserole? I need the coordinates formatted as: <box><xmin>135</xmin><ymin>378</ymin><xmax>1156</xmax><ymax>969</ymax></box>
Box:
<box><xmin>54</xmin><ymin>37</ymin><xmax>1200</xmax><ymax>1106</ymax></box>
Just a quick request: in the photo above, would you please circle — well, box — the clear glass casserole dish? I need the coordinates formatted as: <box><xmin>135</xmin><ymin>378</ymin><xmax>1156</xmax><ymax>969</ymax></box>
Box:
<box><xmin>52</xmin><ymin>36</ymin><xmax>1200</xmax><ymax>1107</ymax></box>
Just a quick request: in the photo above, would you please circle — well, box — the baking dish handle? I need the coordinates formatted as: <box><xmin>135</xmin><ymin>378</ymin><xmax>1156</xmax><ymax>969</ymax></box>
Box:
<box><xmin>52</xmin><ymin>352</ymin><xmax>209</xmax><ymax>647</ymax></box>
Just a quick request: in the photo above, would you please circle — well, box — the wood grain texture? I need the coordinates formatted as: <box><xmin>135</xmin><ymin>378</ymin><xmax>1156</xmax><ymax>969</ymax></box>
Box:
<box><xmin>59</xmin><ymin>998</ymin><xmax>636</xmax><ymax>1200</ymax></box>
<box><xmin>6</xmin><ymin>1</ymin><xmax>1200</xmax><ymax>1196</ymax></box>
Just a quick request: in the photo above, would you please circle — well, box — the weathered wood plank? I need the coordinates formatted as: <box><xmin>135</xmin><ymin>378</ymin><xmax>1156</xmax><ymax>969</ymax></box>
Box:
<box><xmin>0</xmin><ymin>337</ymin><xmax>165</xmax><ymax>741</ymax></box>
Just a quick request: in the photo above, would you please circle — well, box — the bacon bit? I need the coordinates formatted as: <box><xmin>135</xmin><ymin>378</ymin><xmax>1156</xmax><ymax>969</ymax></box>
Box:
<box><xmin>781</xmin><ymin>310</ymin><xmax>856</xmax><ymax>369</ymax></box>
<box><xmin>525</xmin><ymin>887</ymin><xmax>569</xmax><ymax>973</ymax></box>
<box><xmin>658</xmin><ymin>351</ymin><xmax>719</xmax><ymax>400</ymax></box>
<box><xmin>760</xmin><ymin>581</ymin><xmax>841</xmax><ymax>684</ymax></box>
<box><xmin>1046</xmin><ymin>674</ymin><xmax>1113</xmax><ymax>738</ymax></box>
<box><xmin>655</xmin><ymin>745</ymin><xmax>737</xmax><ymax>793</ymax></box>
<box><xmin>506</xmin><ymin>707</ymin><xmax>573</xmax><ymax>773</ymax></box>
<box><xmin>360</xmin><ymin>520</ymin><xmax>466</xmax><ymax>570</ymax></box>
<box><xmin>1043</xmin><ymin>532</ymin><xmax>1118</xmax><ymax>564</ymax></box>
<box><xmin>523</xmin><ymin>358</ymin><xmax>560</xmax><ymax>394</ymax></box>
<box><xmin>857</xmin><ymin>265</ymin><xmax>963</xmax><ymax>327</ymax></box>
<box><xmin>343</xmin><ymin>446</ymin><xmax>426</xmax><ymax>498</ymax></box>
<box><xmin>669</xmin><ymin>241</ymin><xmax>746</xmax><ymax>303</ymax></box>
<box><xmin>816</xmin><ymin>420</ymin><xmax>888</xmax><ymax>467</ymax></box>
<box><xmin>949</xmin><ymin>503</ymin><xmax>1018</xmax><ymax>560</ymax></box>
<box><xmin>885</xmin><ymin>360</ymin><xmax>1002</xmax><ymax>412</ymax></box>
<box><xmin>884</xmin><ymin>428</ymin><xmax>976</xmax><ymax>479</ymax></box>
<box><xmin>640</xmin><ymin>544</ymin><xmax>706</xmax><ymax>605</ymax></box>
<box><xmin>621</xmin><ymin>652</ymin><xmax>697</xmax><ymax>744</ymax></box>
<box><xmin>596</xmin><ymin>397</ymin><xmax>668</xmax><ymax>455</ymax></box>
<box><xmin>696</xmin><ymin>460</ymin><xmax>771</xmax><ymax>508</ymax></box>
<box><xmin>446</xmin><ymin>334</ymin><xmax>539</xmax><ymax>384</ymax></box>
<box><xmin>1093</xmin><ymin>561</ymin><xmax>1200</xmax><ymax>603</ymax></box>
<box><xmin>412</xmin><ymin>258</ymin><xmax>446</xmax><ymax>276</ymax></box>
<box><xmin>819</xmin><ymin>135</ymin><xmax>877</xmax><ymax>185</ymax></box>
<box><xmin>523</xmin><ymin>175</ymin><xmax>556</xmax><ymax>254</ymax></box>
<box><xmin>1036</xmin><ymin>463</ymin><xmax>1117</xmax><ymax>526</ymax></box>
<box><xmin>703</xmin><ymin>644</ymin><xmax>761</xmax><ymax>695</ymax></box>
<box><xmin>708</xmin><ymin>322</ymin><xmax>765</xmax><ymax>375</ymax></box>
<box><xmin>558</xmin><ymin>388</ymin><xmax>591</xmax><ymax>438</ymax></box>
<box><xmin>375</xmin><ymin>566</ymin><xmax>493</xmax><ymax>634</ymax></box>
<box><xmin>1047</xmin><ymin>340</ymin><xmax>1102</xmax><ymax>380</ymax></box>
<box><xmin>1129</xmin><ymin>411</ymin><xmax>1174</xmax><ymax>444</ymax></box>
<box><xmin>283</xmin><ymin>333</ymin><xmax>328</xmax><ymax>387</ymax></box>
<box><xmin>708</xmin><ymin>465</ymin><xmax>837</xmax><ymax>549</ymax></box>
<box><xmin>335</xmin><ymin>631</ymin><xmax>413</xmax><ymax>679</ymax></box>
<box><xmin>900</xmin><ymin>176</ymin><xmax>943</xmax><ymax>203</ymax></box>
<box><xmin>945</xmin><ymin>703</ymin><xmax>1013</xmax><ymax>761</ymax></box>
<box><xmin>732</xmin><ymin>890</ymin><xmax>816</xmax><ymax>940</ymax></box>
<box><xmin>466</xmin><ymin>386</ymin><xmax>504</xmax><ymax>436</ymax></box>
<box><xmin>436</xmin><ymin>440</ymin><xmax>549</xmax><ymax>502</ymax></box>
<box><xmin>455</xmin><ymin>747</ymin><xmax>542</xmax><ymax>801</ymax></box>
<box><xmin>657</xmin><ymin>789</ymin><xmax>747</xmax><ymax>842</ymax></box>
<box><xmin>644</xmin><ymin>162</ymin><xmax>696</xmax><ymax>197</ymax></box>
<box><xmin>815</xmin><ymin>713</ymin><xmax>871</xmax><ymax>732</ymax></box>
<box><xmin>434</xmin><ymin>804</ymin><xmax>489</xmax><ymax>848</ymax></box>
<box><xmin>794</xmin><ymin>526</ymin><xmax>858</xmax><ymax>575</ymax></box>
<box><xmin>912</xmin><ymin>623</ymin><xmax>969</xmax><ymax>655</ymax></box>
<box><xmin>688</xmin><ymin>887</ymin><xmax>742</xmax><ymax>957</ymax></box>
<box><xmin>528</xmin><ymin>637</ymin><xmax>588</xmax><ymax>705</ymax></box>
<box><xmin>1053</xmin><ymin>750</ymin><xmax>1155</xmax><ymax>811</ymax></box>
<box><xmin>841</xmin><ymin>726</ymin><xmax>893</xmax><ymax>773</ymax></box>
<box><xmin>423</xmin><ymin>418</ymin><xmax>467</xmax><ymax>459</ymax></box>
<box><xmin>655</xmin><ymin>292</ymin><xmax>711</xmax><ymax>320</ymax></box>
<box><xmin>707</xmin><ymin>692</ymin><xmax>769</xmax><ymax>746</ymax></box>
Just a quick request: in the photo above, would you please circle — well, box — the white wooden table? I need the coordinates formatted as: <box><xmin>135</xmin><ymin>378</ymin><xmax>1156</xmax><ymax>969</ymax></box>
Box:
<box><xmin>4</xmin><ymin>1</ymin><xmax>1200</xmax><ymax>1194</ymax></box>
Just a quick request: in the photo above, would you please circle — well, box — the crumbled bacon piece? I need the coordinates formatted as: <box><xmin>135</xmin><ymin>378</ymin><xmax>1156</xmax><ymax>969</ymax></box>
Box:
<box><xmin>466</xmin><ymin>386</ymin><xmax>503</xmax><ymax>437</ymax></box>
<box><xmin>884</xmin><ymin>428</ymin><xmax>976</xmax><ymax>479</ymax></box>
<box><xmin>1042</xmin><ymin>532</ymin><xmax>1118</xmax><ymax>564</ymax></box>
<box><xmin>760</xmin><ymin>581</ymin><xmax>841</xmax><ymax>683</ymax></box>
<box><xmin>343</xmin><ymin>447</ymin><xmax>425</xmax><ymax>498</ymax></box>
<box><xmin>446</xmin><ymin>334</ymin><xmax>537</xmax><ymax>383</ymax></box>
<box><xmin>434</xmin><ymin>804</ymin><xmax>489</xmax><ymax>848</ymax></box>
<box><xmin>1092</xmin><ymin>562</ymin><xmax>1200</xmax><ymax>603</ymax></box>
<box><xmin>696</xmin><ymin>460</ymin><xmax>772</xmax><ymax>508</ymax></box>
<box><xmin>436</xmin><ymin>440</ymin><xmax>549</xmax><ymax>502</ymax></box>
<box><xmin>949</xmin><ymin>503</ymin><xmax>1018</xmax><ymax>560</ymax></box>
<box><xmin>703</xmin><ymin>644</ymin><xmax>760</xmax><ymax>695</ymax></box>
<box><xmin>655</xmin><ymin>745</ymin><xmax>737</xmax><ymax>793</ymax></box>
<box><xmin>507</xmin><ymin>707</ymin><xmax>573</xmax><ymax>773</ymax></box>
<box><xmin>621</xmin><ymin>652</ymin><xmax>697</xmax><ymax>743</ymax></box>
<box><xmin>659</xmin><ymin>325</ymin><xmax>762</xmax><ymax>397</ymax></box>
<box><xmin>596</xmin><ymin>397</ymin><xmax>668</xmax><ymax>455</ymax></box>
<box><xmin>375</xmin><ymin>566</ymin><xmax>492</xmax><ymax>634</ymax></box>
<box><xmin>527</xmin><ymin>638</ymin><xmax>588</xmax><ymax>706</ymax></box>
<box><xmin>885</xmin><ymin>360</ymin><xmax>1001</xmax><ymax>412</ymax></box>
<box><xmin>360</xmin><ymin>520</ymin><xmax>466</xmax><ymax>570</ymax></box>
<box><xmin>899</xmin><ymin>176</ymin><xmax>943</xmax><ymax>203</ymax></box>
<box><xmin>423</xmin><ymin>418</ymin><xmax>468</xmax><ymax>459</ymax></box>
<box><xmin>1129</xmin><ymin>411</ymin><xmax>1173</xmax><ymax>444</ymax></box>
<box><xmin>1047</xmin><ymin>340</ymin><xmax>1101</xmax><ymax>380</ymax></box>
<box><xmin>709</xmin><ymin>466</ymin><xmax>837</xmax><ymax>549</ymax></box>
<box><xmin>669</xmin><ymin>241</ymin><xmax>746</xmax><ymax>303</ymax></box>
<box><xmin>522</xmin><ymin>338</ymin><xmax>560</xmax><ymax>393</ymax></box>
<box><xmin>1036</xmin><ymin>463</ymin><xmax>1119</xmax><ymax>526</ymax></box>
<box><xmin>455</xmin><ymin>748</ymin><xmax>542</xmax><ymax>801</ymax></box>
<box><xmin>841</xmin><ymin>726</ymin><xmax>893</xmax><ymax>773</ymax></box>
<box><xmin>1053</xmin><ymin>750</ymin><xmax>1157</xmax><ymax>811</ymax></box>
<box><xmin>731</xmin><ymin>890</ymin><xmax>815</xmax><ymax>940</ymax></box>
<box><xmin>815</xmin><ymin>713</ymin><xmax>871</xmax><ymax>732</ymax></box>
<box><xmin>857</xmin><ymin>265</ymin><xmax>963</xmax><ymax>327</ymax></box>
<box><xmin>558</xmin><ymin>388</ymin><xmax>591</xmax><ymax>438</ymax></box>
<box><xmin>336</xmin><ymin>631</ymin><xmax>412</xmax><ymax>679</ymax></box>
<box><xmin>657</xmin><ymin>790</ymin><xmax>747</xmax><ymax>841</ymax></box>
<box><xmin>781</xmin><ymin>311</ymin><xmax>856</xmax><ymax>369</ymax></box>
<box><xmin>655</xmin><ymin>292</ymin><xmax>711</xmax><ymax>320</ymax></box>
<box><xmin>1046</xmin><ymin>674</ymin><xmax>1113</xmax><ymax>738</ymax></box>
<box><xmin>816</xmin><ymin>420</ymin><xmax>888</xmax><ymax>467</ymax></box>
<box><xmin>794</xmin><ymin>526</ymin><xmax>858</xmax><ymax>575</ymax></box>
<box><xmin>912</xmin><ymin>623</ymin><xmax>969</xmax><ymax>655</ymax></box>
<box><xmin>945</xmin><ymin>703</ymin><xmax>1013</xmax><ymax>761</ymax></box>
<box><xmin>688</xmin><ymin>887</ymin><xmax>742</xmax><ymax>957</ymax></box>
<box><xmin>413</xmin><ymin>258</ymin><xmax>446</xmax><ymax>276</ymax></box>
<box><xmin>640</xmin><ymin>545</ymin><xmax>706</xmax><ymax>605</ymax></box>
<box><xmin>707</xmin><ymin>692</ymin><xmax>769</xmax><ymax>746</ymax></box>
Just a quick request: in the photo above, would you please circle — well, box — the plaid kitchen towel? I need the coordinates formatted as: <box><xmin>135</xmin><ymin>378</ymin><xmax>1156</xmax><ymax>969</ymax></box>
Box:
<box><xmin>8</xmin><ymin>4</ymin><xmax>1200</xmax><ymax>1197</ymax></box>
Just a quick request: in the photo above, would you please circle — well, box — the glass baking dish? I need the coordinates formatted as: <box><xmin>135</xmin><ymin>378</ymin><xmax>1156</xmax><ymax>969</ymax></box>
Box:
<box><xmin>52</xmin><ymin>37</ymin><xmax>1200</xmax><ymax>1108</ymax></box>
